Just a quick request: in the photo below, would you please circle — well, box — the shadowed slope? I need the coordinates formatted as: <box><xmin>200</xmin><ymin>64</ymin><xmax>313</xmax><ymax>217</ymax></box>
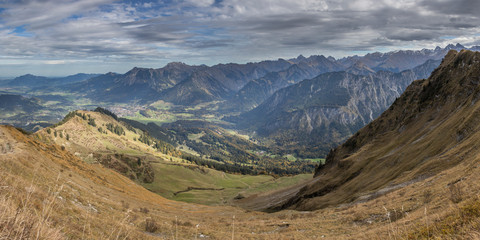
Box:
<box><xmin>250</xmin><ymin>50</ymin><xmax>480</xmax><ymax>211</ymax></box>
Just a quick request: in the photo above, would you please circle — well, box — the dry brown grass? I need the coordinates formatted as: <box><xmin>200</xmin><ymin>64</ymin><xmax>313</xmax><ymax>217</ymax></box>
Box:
<box><xmin>4</xmin><ymin>97</ymin><xmax>480</xmax><ymax>240</ymax></box>
<box><xmin>0</xmin><ymin>187</ymin><xmax>63</xmax><ymax>239</ymax></box>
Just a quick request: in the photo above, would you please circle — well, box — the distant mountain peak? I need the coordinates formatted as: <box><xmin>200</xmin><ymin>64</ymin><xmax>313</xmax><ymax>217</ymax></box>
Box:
<box><xmin>165</xmin><ymin>62</ymin><xmax>188</xmax><ymax>68</ymax></box>
<box><xmin>346</xmin><ymin>60</ymin><xmax>375</xmax><ymax>75</ymax></box>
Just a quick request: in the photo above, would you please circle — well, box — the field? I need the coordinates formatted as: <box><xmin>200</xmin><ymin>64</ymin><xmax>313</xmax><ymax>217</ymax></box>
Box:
<box><xmin>143</xmin><ymin>161</ymin><xmax>312</xmax><ymax>205</ymax></box>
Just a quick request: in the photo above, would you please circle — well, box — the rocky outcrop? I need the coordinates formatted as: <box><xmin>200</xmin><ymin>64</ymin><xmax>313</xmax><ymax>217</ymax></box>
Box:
<box><xmin>234</xmin><ymin>59</ymin><xmax>441</xmax><ymax>157</ymax></box>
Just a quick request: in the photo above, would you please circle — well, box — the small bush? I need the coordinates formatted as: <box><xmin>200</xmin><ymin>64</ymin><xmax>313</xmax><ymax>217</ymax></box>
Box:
<box><xmin>449</xmin><ymin>184</ymin><xmax>463</xmax><ymax>203</ymax></box>
<box><xmin>234</xmin><ymin>193</ymin><xmax>245</xmax><ymax>200</ymax></box>
<box><xmin>423</xmin><ymin>189</ymin><xmax>433</xmax><ymax>204</ymax></box>
<box><xmin>139</xmin><ymin>207</ymin><xmax>149</xmax><ymax>214</ymax></box>
<box><xmin>120</xmin><ymin>200</ymin><xmax>129</xmax><ymax>210</ymax></box>
<box><xmin>145</xmin><ymin>218</ymin><xmax>158</xmax><ymax>233</ymax></box>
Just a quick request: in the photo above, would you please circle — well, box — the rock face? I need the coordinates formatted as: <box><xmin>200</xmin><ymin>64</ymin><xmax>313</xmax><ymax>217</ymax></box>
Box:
<box><xmin>160</xmin><ymin>59</ymin><xmax>293</xmax><ymax>105</ymax></box>
<box><xmin>267</xmin><ymin>50</ymin><xmax>480</xmax><ymax>211</ymax></box>
<box><xmin>224</xmin><ymin>55</ymin><xmax>345</xmax><ymax>112</ymax></box>
<box><xmin>234</xmin><ymin>59</ymin><xmax>441</xmax><ymax>157</ymax></box>
<box><xmin>116</xmin><ymin>63</ymin><xmax>205</xmax><ymax>92</ymax></box>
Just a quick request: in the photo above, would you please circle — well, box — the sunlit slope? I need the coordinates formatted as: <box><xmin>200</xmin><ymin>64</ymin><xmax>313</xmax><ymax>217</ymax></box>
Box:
<box><xmin>0</xmin><ymin>125</ymin><xmax>325</xmax><ymax>239</ymax></box>
<box><xmin>5</xmin><ymin>100</ymin><xmax>480</xmax><ymax>239</ymax></box>
<box><xmin>36</xmin><ymin>109</ymin><xmax>312</xmax><ymax>206</ymax></box>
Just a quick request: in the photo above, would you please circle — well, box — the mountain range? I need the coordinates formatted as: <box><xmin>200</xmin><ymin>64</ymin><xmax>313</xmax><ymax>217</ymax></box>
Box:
<box><xmin>8</xmin><ymin>43</ymin><xmax>471</xmax><ymax>106</ymax></box>
<box><xmin>243</xmin><ymin>50</ymin><xmax>480</xmax><ymax>213</ymax></box>
<box><xmin>232</xmin><ymin>59</ymin><xmax>441</xmax><ymax>157</ymax></box>
<box><xmin>1</xmin><ymin>43</ymin><xmax>478</xmax><ymax>159</ymax></box>
<box><xmin>4</xmin><ymin>49</ymin><xmax>480</xmax><ymax>239</ymax></box>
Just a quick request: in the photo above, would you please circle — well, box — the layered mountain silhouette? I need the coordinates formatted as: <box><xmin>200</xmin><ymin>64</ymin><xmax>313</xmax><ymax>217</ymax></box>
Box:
<box><xmin>231</xmin><ymin>59</ymin><xmax>441</xmax><ymax>157</ymax></box>
<box><xmin>42</xmin><ymin>44</ymin><xmax>476</xmax><ymax>107</ymax></box>
<box><xmin>1</xmin><ymin>73</ymin><xmax>99</xmax><ymax>88</ymax></box>
<box><xmin>63</xmin><ymin>59</ymin><xmax>292</xmax><ymax>104</ymax></box>
<box><xmin>223</xmin><ymin>55</ymin><xmax>344</xmax><ymax>112</ymax></box>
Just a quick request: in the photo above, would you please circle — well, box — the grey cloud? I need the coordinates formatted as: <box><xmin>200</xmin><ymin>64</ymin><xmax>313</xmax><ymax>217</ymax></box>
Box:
<box><xmin>243</xmin><ymin>15</ymin><xmax>323</xmax><ymax>32</ymax></box>
<box><xmin>420</xmin><ymin>0</ymin><xmax>480</xmax><ymax>15</ymax></box>
<box><xmin>1</xmin><ymin>0</ymin><xmax>480</xmax><ymax>76</ymax></box>
<box><xmin>385</xmin><ymin>30</ymin><xmax>439</xmax><ymax>41</ymax></box>
<box><xmin>119</xmin><ymin>17</ymin><xmax>195</xmax><ymax>43</ymax></box>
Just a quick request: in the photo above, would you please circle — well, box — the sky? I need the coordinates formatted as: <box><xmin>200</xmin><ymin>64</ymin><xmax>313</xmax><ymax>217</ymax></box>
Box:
<box><xmin>0</xmin><ymin>0</ymin><xmax>479</xmax><ymax>77</ymax></box>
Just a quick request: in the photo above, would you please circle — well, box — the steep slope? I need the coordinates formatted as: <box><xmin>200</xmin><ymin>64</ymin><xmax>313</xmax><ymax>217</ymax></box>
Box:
<box><xmin>234</xmin><ymin>59</ymin><xmax>441</xmax><ymax>157</ymax></box>
<box><xmin>261</xmin><ymin>50</ymin><xmax>480</xmax><ymax>211</ymax></box>
<box><xmin>225</xmin><ymin>55</ymin><xmax>344</xmax><ymax>112</ymax></box>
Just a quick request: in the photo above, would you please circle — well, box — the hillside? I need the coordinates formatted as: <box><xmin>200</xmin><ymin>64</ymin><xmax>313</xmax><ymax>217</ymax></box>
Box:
<box><xmin>4</xmin><ymin>91</ymin><xmax>480</xmax><ymax>239</ymax></box>
<box><xmin>233</xmin><ymin>59</ymin><xmax>441</xmax><ymax>157</ymax></box>
<box><xmin>246</xmin><ymin>50</ymin><xmax>480</xmax><ymax>214</ymax></box>
<box><xmin>2</xmin><ymin>125</ymin><xmax>317</xmax><ymax>239</ymax></box>
<box><xmin>37</xmin><ymin>109</ymin><xmax>314</xmax><ymax>205</ymax></box>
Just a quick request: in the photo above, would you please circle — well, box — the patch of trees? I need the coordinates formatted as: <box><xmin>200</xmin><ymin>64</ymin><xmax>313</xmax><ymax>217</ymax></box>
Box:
<box><xmin>106</xmin><ymin>123</ymin><xmax>125</xmax><ymax>136</ymax></box>
<box><xmin>94</xmin><ymin>107</ymin><xmax>118</xmax><ymax>120</ymax></box>
<box><xmin>180</xmin><ymin>153</ymin><xmax>317</xmax><ymax>176</ymax></box>
<box><xmin>51</xmin><ymin>111</ymin><xmax>78</xmax><ymax>128</ymax></box>
<box><xmin>137</xmin><ymin>131</ymin><xmax>179</xmax><ymax>156</ymax></box>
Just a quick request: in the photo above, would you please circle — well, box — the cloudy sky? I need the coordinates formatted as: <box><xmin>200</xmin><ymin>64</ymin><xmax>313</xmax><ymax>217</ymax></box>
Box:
<box><xmin>0</xmin><ymin>0</ymin><xmax>479</xmax><ymax>76</ymax></box>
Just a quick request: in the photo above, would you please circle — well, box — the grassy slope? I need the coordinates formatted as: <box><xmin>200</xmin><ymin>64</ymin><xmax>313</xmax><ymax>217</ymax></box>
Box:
<box><xmin>38</xmin><ymin>110</ymin><xmax>312</xmax><ymax>206</ymax></box>
<box><xmin>5</xmin><ymin>124</ymin><xmax>480</xmax><ymax>239</ymax></box>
